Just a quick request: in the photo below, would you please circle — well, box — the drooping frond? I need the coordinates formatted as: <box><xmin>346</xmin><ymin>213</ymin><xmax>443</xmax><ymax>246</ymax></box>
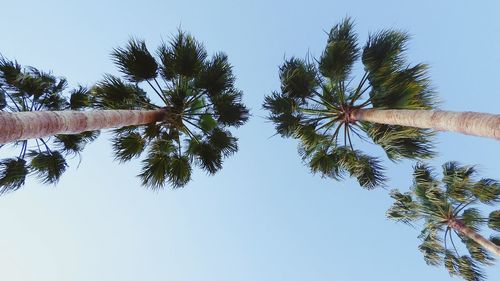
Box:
<box><xmin>363</xmin><ymin>123</ymin><xmax>434</xmax><ymax>161</ymax></box>
<box><xmin>138</xmin><ymin>137</ymin><xmax>176</xmax><ymax>189</ymax></box>
<box><xmin>54</xmin><ymin>131</ymin><xmax>99</xmax><ymax>156</ymax></box>
<box><xmin>167</xmin><ymin>154</ymin><xmax>191</xmax><ymax>188</ymax></box>
<box><xmin>112</xmin><ymin>130</ymin><xmax>146</xmax><ymax>162</ymax></box>
<box><xmin>0</xmin><ymin>158</ymin><xmax>28</xmax><ymax>194</ymax></box>
<box><xmin>306</xmin><ymin>146</ymin><xmax>385</xmax><ymax>189</ymax></box>
<box><xmin>28</xmin><ymin>151</ymin><xmax>68</xmax><ymax>184</ymax></box>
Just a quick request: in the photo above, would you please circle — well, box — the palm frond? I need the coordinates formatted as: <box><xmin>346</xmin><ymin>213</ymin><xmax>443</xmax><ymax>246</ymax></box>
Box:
<box><xmin>211</xmin><ymin>91</ymin><xmax>249</xmax><ymax>127</ymax></box>
<box><xmin>387</xmin><ymin>189</ymin><xmax>420</xmax><ymax>224</ymax></box>
<box><xmin>187</xmin><ymin>139</ymin><xmax>222</xmax><ymax>174</ymax></box>
<box><xmin>69</xmin><ymin>86</ymin><xmax>91</xmax><ymax>110</ymax></box>
<box><xmin>488</xmin><ymin>210</ymin><xmax>500</xmax><ymax>231</ymax></box>
<box><xmin>472</xmin><ymin>179</ymin><xmax>500</xmax><ymax>205</ymax></box>
<box><xmin>54</xmin><ymin>131</ymin><xmax>99</xmax><ymax>156</ymax></box>
<box><xmin>195</xmin><ymin>52</ymin><xmax>235</xmax><ymax>97</ymax></box>
<box><xmin>138</xmin><ymin>137</ymin><xmax>176</xmax><ymax>189</ymax></box>
<box><xmin>460</xmin><ymin>208</ymin><xmax>483</xmax><ymax>232</ymax></box>
<box><xmin>0</xmin><ymin>57</ymin><xmax>22</xmax><ymax>86</ymax></box>
<box><xmin>463</xmin><ymin>239</ymin><xmax>494</xmax><ymax>265</ymax></box>
<box><xmin>319</xmin><ymin>17</ymin><xmax>359</xmax><ymax>82</ymax></box>
<box><xmin>112</xmin><ymin>38</ymin><xmax>158</xmax><ymax>82</ymax></box>
<box><xmin>363</xmin><ymin>123</ymin><xmax>434</xmax><ymax>161</ymax></box>
<box><xmin>158</xmin><ymin>31</ymin><xmax>207</xmax><ymax>79</ymax></box>
<box><xmin>457</xmin><ymin>256</ymin><xmax>485</xmax><ymax>281</ymax></box>
<box><xmin>167</xmin><ymin>154</ymin><xmax>191</xmax><ymax>188</ymax></box>
<box><xmin>92</xmin><ymin>75</ymin><xmax>150</xmax><ymax>109</ymax></box>
<box><xmin>0</xmin><ymin>158</ymin><xmax>28</xmax><ymax>194</ymax></box>
<box><xmin>362</xmin><ymin>30</ymin><xmax>409</xmax><ymax>75</ymax></box>
<box><xmin>208</xmin><ymin>128</ymin><xmax>238</xmax><ymax>157</ymax></box>
<box><xmin>279</xmin><ymin>57</ymin><xmax>319</xmax><ymax>100</ymax></box>
<box><xmin>112</xmin><ymin>131</ymin><xmax>146</xmax><ymax>162</ymax></box>
<box><xmin>28</xmin><ymin>151</ymin><xmax>67</xmax><ymax>184</ymax></box>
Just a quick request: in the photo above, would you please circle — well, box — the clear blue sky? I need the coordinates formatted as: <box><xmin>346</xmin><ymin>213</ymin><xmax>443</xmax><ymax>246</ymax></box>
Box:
<box><xmin>0</xmin><ymin>1</ymin><xmax>499</xmax><ymax>280</ymax></box>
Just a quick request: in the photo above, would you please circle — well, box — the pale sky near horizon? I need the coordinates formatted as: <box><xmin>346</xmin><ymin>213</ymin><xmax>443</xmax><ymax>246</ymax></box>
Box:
<box><xmin>0</xmin><ymin>1</ymin><xmax>499</xmax><ymax>280</ymax></box>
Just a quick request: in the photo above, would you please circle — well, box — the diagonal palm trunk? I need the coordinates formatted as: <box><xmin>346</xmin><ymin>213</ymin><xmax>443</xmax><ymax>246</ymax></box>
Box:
<box><xmin>352</xmin><ymin>109</ymin><xmax>500</xmax><ymax>141</ymax></box>
<box><xmin>0</xmin><ymin>109</ymin><xmax>166</xmax><ymax>144</ymax></box>
<box><xmin>448</xmin><ymin>219</ymin><xmax>500</xmax><ymax>256</ymax></box>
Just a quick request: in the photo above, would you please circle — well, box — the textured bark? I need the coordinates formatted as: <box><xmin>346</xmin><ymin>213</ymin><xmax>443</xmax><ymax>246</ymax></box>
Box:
<box><xmin>449</xmin><ymin>219</ymin><xmax>500</xmax><ymax>256</ymax></box>
<box><xmin>0</xmin><ymin>109</ymin><xmax>166</xmax><ymax>144</ymax></box>
<box><xmin>351</xmin><ymin>109</ymin><xmax>500</xmax><ymax>141</ymax></box>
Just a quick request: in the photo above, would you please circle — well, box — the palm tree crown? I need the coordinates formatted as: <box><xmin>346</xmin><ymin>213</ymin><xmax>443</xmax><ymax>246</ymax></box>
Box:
<box><xmin>94</xmin><ymin>31</ymin><xmax>249</xmax><ymax>189</ymax></box>
<box><xmin>388</xmin><ymin>162</ymin><xmax>500</xmax><ymax>281</ymax></box>
<box><xmin>263</xmin><ymin>18</ymin><xmax>436</xmax><ymax>188</ymax></box>
<box><xmin>0</xmin><ymin>57</ymin><xmax>98</xmax><ymax>194</ymax></box>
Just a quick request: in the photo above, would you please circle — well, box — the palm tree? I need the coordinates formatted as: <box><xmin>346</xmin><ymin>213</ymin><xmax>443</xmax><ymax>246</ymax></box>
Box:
<box><xmin>263</xmin><ymin>18</ymin><xmax>499</xmax><ymax>188</ymax></box>
<box><xmin>387</xmin><ymin>162</ymin><xmax>499</xmax><ymax>281</ymax></box>
<box><xmin>92</xmin><ymin>31</ymin><xmax>249</xmax><ymax>189</ymax></box>
<box><xmin>0</xmin><ymin>30</ymin><xmax>249</xmax><ymax>191</ymax></box>
<box><xmin>0</xmin><ymin>57</ymin><xmax>99</xmax><ymax>194</ymax></box>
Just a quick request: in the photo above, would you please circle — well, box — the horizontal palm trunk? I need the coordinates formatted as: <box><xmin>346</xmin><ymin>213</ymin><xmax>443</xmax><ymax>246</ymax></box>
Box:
<box><xmin>351</xmin><ymin>109</ymin><xmax>500</xmax><ymax>141</ymax></box>
<box><xmin>449</xmin><ymin>219</ymin><xmax>500</xmax><ymax>256</ymax></box>
<box><xmin>0</xmin><ymin>109</ymin><xmax>166</xmax><ymax>144</ymax></box>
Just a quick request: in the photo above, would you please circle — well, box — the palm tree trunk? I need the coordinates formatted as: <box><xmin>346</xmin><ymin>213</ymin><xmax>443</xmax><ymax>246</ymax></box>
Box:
<box><xmin>0</xmin><ymin>109</ymin><xmax>166</xmax><ymax>144</ymax></box>
<box><xmin>351</xmin><ymin>109</ymin><xmax>500</xmax><ymax>141</ymax></box>
<box><xmin>448</xmin><ymin>219</ymin><xmax>500</xmax><ymax>256</ymax></box>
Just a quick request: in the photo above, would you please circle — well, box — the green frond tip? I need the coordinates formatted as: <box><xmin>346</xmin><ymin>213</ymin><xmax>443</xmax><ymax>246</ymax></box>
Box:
<box><xmin>0</xmin><ymin>158</ymin><xmax>28</xmax><ymax>195</ymax></box>
<box><xmin>28</xmin><ymin>151</ymin><xmax>68</xmax><ymax>184</ymax></box>
<box><xmin>319</xmin><ymin>17</ymin><xmax>359</xmax><ymax>82</ymax></box>
<box><xmin>112</xmin><ymin>38</ymin><xmax>158</xmax><ymax>82</ymax></box>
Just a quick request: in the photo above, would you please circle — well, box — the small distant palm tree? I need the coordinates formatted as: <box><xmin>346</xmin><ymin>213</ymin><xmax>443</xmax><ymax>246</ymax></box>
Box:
<box><xmin>0</xmin><ymin>57</ymin><xmax>98</xmax><ymax>194</ymax></box>
<box><xmin>263</xmin><ymin>18</ymin><xmax>499</xmax><ymax>188</ymax></box>
<box><xmin>387</xmin><ymin>162</ymin><xmax>499</xmax><ymax>281</ymax></box>
<box><xmin>94</xmin><ymin>31</ymin><xmax>249</xmax><ymax>189</ymax></box>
